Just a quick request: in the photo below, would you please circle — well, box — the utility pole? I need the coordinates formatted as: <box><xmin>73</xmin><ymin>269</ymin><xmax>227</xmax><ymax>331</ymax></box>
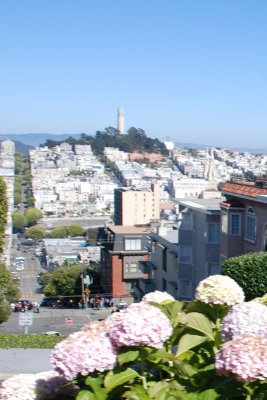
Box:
<box><xmin>81</xmin><ymin>268</ymin><xmax>87</xmax><ymax>309</ymax></box>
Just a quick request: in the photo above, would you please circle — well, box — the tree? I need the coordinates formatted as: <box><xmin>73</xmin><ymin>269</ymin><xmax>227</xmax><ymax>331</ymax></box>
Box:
<box><xmin>50</xmin><ymin>227</ymin><xmax>68</xmax><ymax>238</ymax></box>
<box><xmin>25</xmin><ymin>226</ymin><xmax>46</xmax><ymax>240</ymax></box>
<box><xmin>222</xmin><ymin>251</ymin><xmax>267</xmax><ymax>300</ymax></box>
<box><xmin>0</xmin><ymin>177</ymin><xmax>8</xmax><ymax>254</ymax></box>
<box><xmin>0</xmin><ymin>263</ymin><xmax>20</xmax><ymax>323</ymax></box>
<box><xmin>42</xmin><ymin>264</ymin><xmax>83</xmax><ymax>298</ymax></box>
<box><xmin>24</xmin><ymin>207</ymin><xmax>43</xmax><ymax>226</ymax></box>
<box><xmin>14</xmin><ymin>191</ymin><xmax>22</xmax><ymax>206</ymax></box>
<box><xmin>12</xmin><ymin>212</ymin><xmax>27</xmax><ymax>231</ymax></box>
<box><xmin>67</xmin><ymin>224</ymin><xmax>85</xmax><ymax>237</ymax></box>
<box><xmin>25</xmin><ymin>196</ymin><xmax>35</xmax><ymax>207</ymax></box>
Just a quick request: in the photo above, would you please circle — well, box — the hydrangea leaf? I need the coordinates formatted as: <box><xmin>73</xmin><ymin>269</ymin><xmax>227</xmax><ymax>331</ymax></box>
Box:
<box><xmin>104</xmin><ymin>367</ymin><xmax>139</xmax><ymax>393</ymax></box>
<box><xmin>76</xmin><ymin>390</ymin><xmax>95</xmax><ymax>400</ymax></box>
<box><xmin>122</xmin><ymin>384</ymin><xmax>151</xmax><ymax>400</ymax></box>
<box><xmin>180</xmin><ymin>312</ymin><xmax>214</xmax><ymax>340</ymax></box>
<box><xmin>84</xmin><ymin>376</ymin><xmax>107</xmax><ymax>399</ymax></box>
<box><xmin>117</xmin><ymin>349</ymin><xmax>140</xmax><ymax>365</ymax></box>
<box><xmin>176</xmin><ymin>333</ymin><xmax>209</xmax><ymax>356</ymax></box>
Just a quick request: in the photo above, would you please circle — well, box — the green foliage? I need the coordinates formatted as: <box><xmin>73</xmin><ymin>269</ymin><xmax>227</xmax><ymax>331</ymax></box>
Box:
<box><xmin>0</xmin><ymin>302</ymin><xmax>11</xmax><ymax>324</ymax></box>
<box><xmin>14</xmin><ymin>191</ymin><xmax>22</xmax><ymax>205</ymax></box>
<box><xmin>222</xmin><ymin>252</ymin><xmax>267</xmax><ymax>300</ymax></box>
<box><xmin>0</xmin><ymin>177</ymin><xmax>8</xmax><ymax>253</ymax></box>
<box><xmin>23</xmin><ymin>174</ymin><xmax>31</xmax><ymax>183</ymax></box>
<box><xmin>67</xmin><ymin>224</ymin><xmax>85</xmax><ymax>237</ymax></box>
<box><xmin>24</xmin><ymin>207</ymin><xmax>43</xmax><ymax>226</ymax></box>
<box><xmin>0</xmin><ymin>334</ymin><xmax>65</xmax><ymax>348</ymax></box>
<box><xmin>43</xmin><ymin>127</ymin><xmax>168</xmax><ymax>156</ymax></box>
<box><xmin>0</xmin><ymin>263</ymin><xmax>20</xmax><ymax>323</ymax></box>
<box><xmin>50</xmin><ymin>227</ymin><xmax>69</xmax><ymax>238</ymax></box>
<box><xmin>0</xmin><ymin>263</ymin><xmax>20</xmax><ymax>301</ymax></box>
<box><xmin>12</xmin><ymin>211</ymin><xmax>27</xmax><ymax>229</ymax></box>
<box><xmin>25</xmin><ymin>225</ymin><xmax>46</xmax><ymax>239</ymax></box>
<box><xmin>42</xmin><ymin>264</ymin><xmax>84</xmax><ymax>297</ymax></box>
<box><xmin>25</xmin><ymin>195</ymin><xmax>35</xmax><ymax>207</ymax></box>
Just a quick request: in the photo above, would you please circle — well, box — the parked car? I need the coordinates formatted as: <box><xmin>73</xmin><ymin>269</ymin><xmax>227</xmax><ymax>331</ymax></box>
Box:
<box><xmin>43</xmin><ymin>331</ymin><xmax>61</xmax><ymax>336</ymax></box>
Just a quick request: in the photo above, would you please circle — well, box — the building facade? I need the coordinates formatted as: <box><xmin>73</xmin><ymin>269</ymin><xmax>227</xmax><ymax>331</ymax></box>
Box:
<box><xmin>114</xmin><ymin>182</ymin><xmax>160</xmax><ymax>225</ymax></box>
<box><xmin>219</xmin><ymin>181</ymin><xmax>267</xmax><ymax>260</ymax></box>
<box><xmin>100</xmin><ymin>225</ymin><xmax>150</xmax><ymax>299</ymax></box>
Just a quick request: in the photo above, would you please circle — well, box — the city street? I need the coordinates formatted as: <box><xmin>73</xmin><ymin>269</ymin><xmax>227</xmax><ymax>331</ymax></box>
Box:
<box><xmin>2</xmin><ymin>240</ymin><xmax>112</xmax><ymax>336</ymax></box>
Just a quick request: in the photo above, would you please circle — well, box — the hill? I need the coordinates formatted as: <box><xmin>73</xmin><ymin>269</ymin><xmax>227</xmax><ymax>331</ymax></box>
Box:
<box><xmin>0</xmin><ymin>133</ymin><xmax>82</xmax><ymax>147</ymax></box>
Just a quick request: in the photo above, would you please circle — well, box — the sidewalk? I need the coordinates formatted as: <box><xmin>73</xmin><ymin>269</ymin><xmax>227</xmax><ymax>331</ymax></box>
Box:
<box><xmin>0</xmin><ymin>349</ymin><xmax>52</xmax><ymax>381</ymax></box>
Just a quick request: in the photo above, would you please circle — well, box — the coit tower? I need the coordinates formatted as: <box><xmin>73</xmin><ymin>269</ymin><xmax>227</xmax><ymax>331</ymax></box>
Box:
<box><xmin>117</xmin><ymin>107</ymin><xmax>125</xmax><ymax>135</ymax></box>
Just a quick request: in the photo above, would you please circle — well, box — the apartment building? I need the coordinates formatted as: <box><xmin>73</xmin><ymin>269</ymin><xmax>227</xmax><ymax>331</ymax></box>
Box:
<box><xmin>141</xmin><ymin>198</ymin><xmax>221</xmax><ymax>301</ymax></box>
<box><xmin>114</xmin><ymin>182</ymin><xmax>160</xmax><ymax>225</ymax></box>
<box><xmin>100</xmin><ymin>225</ymin><xmax>150</xmax><ymax>299</ymax></box>
<box><xmin>134</xmin><ymin>223</ymin><xmax>179</xmax><ymax>301</ymax></box>
<box><xmin>219</xmin><ymin>180</ymin><xmax>267</xmax><ymax>260</ymax></box>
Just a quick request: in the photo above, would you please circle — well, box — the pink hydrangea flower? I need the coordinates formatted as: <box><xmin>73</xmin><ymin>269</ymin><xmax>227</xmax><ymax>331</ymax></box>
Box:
<box><xmin>215</xmin><ymin>334</ymin><xmax>267</xmax><ymax>382</ymax></box>
<box><xmin>195</xmin><ymin>275</ymin><xmax>245</xmax><ymax>306</ymax></box>
<box><xmin>0</xmin><ymin>370</ymin><xmax>71</xmax><ymax>400</ymax></box>
<box><xmin>108</xmin><ymin>301</ymin><xmax>173</xmax><ymax>349</ymax></box>
<box><xmin>142</xmin><ymin>290</ymin><xmax>175</xmax><ymax>304</ymax></box>
<box><xmin>50</xmin><ymin>327</ymin><xmax>117</xmax><ymax>380</ymax></box>
<box><xmin>221</xmin><ymin>301</ymin><xmax>267</xmax><ymax>341</ymax></box>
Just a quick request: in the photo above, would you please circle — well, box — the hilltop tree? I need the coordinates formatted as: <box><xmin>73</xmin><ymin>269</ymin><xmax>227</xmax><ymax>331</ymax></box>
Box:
<box><xmin>42</xmin><ymin>127</ymin><xmax>168</xmax><ymax>156</ymax></box>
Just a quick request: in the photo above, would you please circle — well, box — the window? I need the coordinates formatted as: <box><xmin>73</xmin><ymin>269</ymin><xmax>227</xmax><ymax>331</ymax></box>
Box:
<box><xmin>180</xmin><ymin>246</ymin><xmax>192</xmax><ymax>263</ymax></box>
<box><xmin>125</xmin><ymin>281</ymin><xmax>135</xmax><ymax>291</ymax></box>
<box><xmin>246</xmin><ymin>207</ymin><xmax>256</xmax><ymax>241</ymax></box>
<box><xmin>208</xmin><ymin>223</ymin><xmax>220</xmax><ymax>243</ymax></box>
<box><xmin>208</xmin><ymin>263</ymin><xmax>221</xmax><ymax>275</ymax></box>
<box><xmin>125</xmin><ymin>262</ymin><xmax>138</xmax><ymax>273</ymax></box>
<box><xmin>179</xmin><ymin>280</ymin><xmax>192</xmax><ymax>298</ymax></box>
<box><xmin>221</xmin><ymin>212</ymin><xmax>228</xmax><ymax>234</ymax></box>
<box><xmin>162</xmin><ymin>247</ymin><xmax>167</xmax><ymax>271</ymax></box>
<box><xmin>230</xmin><ymin>214</ymin><xmax>241</xmax><ymax>235</ymax></box>
<box><xmin>181</xmin><ymin>213</ymin><xmax>193</xmax><ymax>230</ymax></box>
<box><xmin>125</xmin><ymin>238</ymin><xmax>142</xmax><ymax>250</ymax></box>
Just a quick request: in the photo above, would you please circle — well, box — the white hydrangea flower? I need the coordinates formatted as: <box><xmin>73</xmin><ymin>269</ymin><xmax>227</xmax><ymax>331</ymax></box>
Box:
<box><xmin>0</xmin><ymin>370</ymin><xmax>70</xmax><ymax>400</ymax></box>
<box><xmin>221</xmin><ymin>301</ymin><xmax>267</xmax><ymax>341</ymax></box>
<box><xmin>195</xmin><ymin>275</ymin><xmax>245</xmax><ymax>306</ymax></box>
<box><xmin>142</xmin><ymin>290</ymin><xmax>175</xmax><ymax>304</ymax></box>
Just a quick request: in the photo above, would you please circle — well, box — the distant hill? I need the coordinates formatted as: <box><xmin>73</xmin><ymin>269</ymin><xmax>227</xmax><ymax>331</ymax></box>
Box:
<box><xmin>1</xmin><ymin>133</ymin><xmax>266</xmax><ymax>155</ymax></box>
<box><xmin>0</xmin><ymin>133</ymin><xmax>82</xmax><ymax>147</ymax></box>
<box><xmin>0</xmin><ymin>139</ymin><xmax>34</xmax><ymax>154</ymax></box>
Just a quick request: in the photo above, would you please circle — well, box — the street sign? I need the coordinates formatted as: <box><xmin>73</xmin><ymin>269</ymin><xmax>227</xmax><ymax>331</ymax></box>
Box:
<box><xmin>85</xmin><ymin>288</ymin><xmax>91</xmax><ymax>294</ymax></box>
<box><xmin>19</xmin><ymin>312</ymin><xmax>33</xmax><ymax>326</ymax></box>
<box><xmin>65</xmin><ymin>317</ymin><xmax>73</xmax><ymax>325</ymax></box>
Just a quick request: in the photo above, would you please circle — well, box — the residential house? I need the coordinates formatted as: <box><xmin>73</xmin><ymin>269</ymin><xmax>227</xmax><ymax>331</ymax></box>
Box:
<box><xmin>100</xmin><ymin>225</ymin><xmax>150</xmax><ymax>299</ymax></box>
<box><xmin>219</xmin><ymin>180</ymin><xmax>267</xmax><ymax>260</ymax></box>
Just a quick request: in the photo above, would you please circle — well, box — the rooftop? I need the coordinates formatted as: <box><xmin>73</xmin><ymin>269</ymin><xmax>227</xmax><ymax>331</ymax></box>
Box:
<box><xmin>107</xmin><ymin>225</ymin><xmax>151</xmax><ymax>234</ymax></box>
<box><xmin>220</xmin><ymin>181</ymin><xmax>267</xmax><ymax>198</ymax></box>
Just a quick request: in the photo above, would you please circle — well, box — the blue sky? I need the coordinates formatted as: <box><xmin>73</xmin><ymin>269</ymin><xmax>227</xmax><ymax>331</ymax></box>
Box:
<box><xmin>1</xmin><ymin>0</ymin><xmax>267</xmax><ymax>149</ymax></box>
